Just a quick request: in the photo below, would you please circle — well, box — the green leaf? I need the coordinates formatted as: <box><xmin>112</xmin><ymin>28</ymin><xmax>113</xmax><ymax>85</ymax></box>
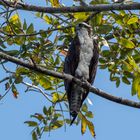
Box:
<box><xmin>102</xmin><ymin>50</ymin><xmax>110</xmax><ymax>57</ymax></box>
<box><xmin>36</xmin><ymin>127</ymin><xmax>41</xmax><ymax>137</ymax></box>
<box><xmin>44</xmin><ymin>15</ymin><xmax>52</xmax><ymax>24</ymax></box>
<box><xmin>79</xmin><ymin>112</ymin><xmax>95</xmax><ymax>137</ymax></box>
<box><xmin>36</xmin><ymin>75</ymin><xmax>51</xmax><ymax>90</ymax></box>
<box><xmin>44</xmin><ymin>126</ymin><xmax>49</xmax><ymax>132</ymax></box>
<box><xmin>15</xmin><ymin>75</ymin><xmax>23</xmax><ymax>84</ymax></box>
<box><xmin>97</xmin><ymin>25</ymin><xmax>112</xmax><ymax>34</ymax></box>
<box><xmin>65</xmin><ymin>119</ymin><xmax>71</xmax><ymax>124</ymax></box>
<box><xmin>49</xmin><ymin>120</ymin><xmax>64</xmax><ymax>130</ymax></box>
<box><xmin>6</xmin><ymin>50</ymin><xmax>19</xmax><ymax>56</ymax></box>
<box><xmin>73</xmin><ymin>12</ymin><xmax>89</xmax><ymax>21</ymax></box>
<box><xmin>16</xmin><ymin>67</ymin><xmax>29</xmax><ymax>75</ymax></box>
<box><xmin>122</xmin><ymin>61</ymin><xmax>133</xmax><ymax>72</ymax></box>
<box><xmin>116</xmin><ymin>78</ymin><xmax>120</xmax><ymax>88</ymax></box>
<box><xmin>137</xmin><ymin>84</ymin><xmax>140</xmax><ymax>99</ymax></box>
<box><xmin>43</xmin><ymin>106</ymin><xmax>48</xmax><ymax>115</ymax></box>
<box><xmin>31</xmin><ymin>113</ymin><xmax>44</xmax><ymax>121</ymax></box>
<box><xmin>23</xmin><ymin>19</ymin><xmax>27</xmax><ymax>30</ymax></box>
<box><xmin>24</xmin><ymin>121</ymin><xmax>38</xmax><ymax>127</ymax></box>
<box><xmin>122</xmin><ymin>76</ymin><xmax>131</xmax><ymax>85</ymax></box>
<box><xmin>81</xmin><ymin>115</ymin><xmax>87</xmax><ymax>135</ymax></box>
<box><xmin>12</xmin><ymin>84</ymin><xmax>19</xmax><ymax>98</ymax></box>
<box><xmin>52</xmin><ymin>92</ymin><xmax>66</xmax><ymax>103</ymax></box>
<box><xmin>119</xmin><ymin>38</ymin><xmax>135</xmax><ymax>49</ymax></box>
<box><xmin>91</xmin><ymin>13</ymin><xmax>102</xmax><ymax>26</ymax></box>
<box><xmin>32</xmin><ymin>131</ymin><xmax>37</xmax><ymax>140</ymax></box>
<box><xmin>54</xmin><ymin>55</ymin><xmax>60</xmax><ymax>65</ymax></box>
<box><xmin>50</xmin><ymin>0</ymin><xmax>60</xmax><ymax>7</ymax></box>
<box><xmin>85</xmin><ymin>111</ymin><xmax>94</xmax><ymax>118</ymax></box>
<box><xmin>10</xmin><ymin>14</ymin><xmax>21</xmax><ymax>25</ymax></box>
<box><xmin>87</xmin><ymin>121</ymin><xmax>95</xmax><ymax>137</ymax></box>
<box><xmin>81</xmin><ymin>103</ymin><xmax>88</xmax><ymax>112</ymax></box>
<box><xmin>131</xmin><ymin>76</ymin><xmax>140</xmax><ymax>96</ymax></box>
<box><xmin>127</xmin><ymin>16</ymin><xmax>138</xmax><ymax>25</ymax></box>
<box><xmin>27</xmin><ymin>23</ymin><xmax>34</xmax><ymax>34</ymax></box>
<box><xmin>48</xmin><ymin>106</ymin><xmax>54</xmax><ymax>115</ymax></box>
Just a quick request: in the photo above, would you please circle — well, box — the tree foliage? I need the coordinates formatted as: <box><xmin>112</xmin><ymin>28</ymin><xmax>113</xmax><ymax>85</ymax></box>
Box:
<box><xmin>0</xmin><ymin>0</ymin><xmax>140</xmax><ymax>139</ymax></box>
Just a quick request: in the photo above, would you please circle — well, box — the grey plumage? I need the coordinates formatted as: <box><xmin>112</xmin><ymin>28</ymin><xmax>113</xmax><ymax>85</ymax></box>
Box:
<box><xmin>64</xmin><ymin>22</ymin><xmax>99</xmax><ymax>125</ymax></box>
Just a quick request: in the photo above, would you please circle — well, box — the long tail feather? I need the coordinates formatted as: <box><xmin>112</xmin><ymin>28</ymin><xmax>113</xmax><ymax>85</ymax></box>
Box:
<box><xmin>69</xmin><ymin>84</ymin><xmax>85</xmax><ymax>125</ymax></box>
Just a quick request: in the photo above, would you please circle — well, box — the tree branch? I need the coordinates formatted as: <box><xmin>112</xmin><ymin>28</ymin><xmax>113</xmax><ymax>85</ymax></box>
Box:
<box><xmin>0</xmin><ymin>25</ymin><xmax>74</xmax><ymax>37</ymax></box>
<box><xmin>0</xmin><ymin>0</ymin><xmax>140</xmax><ymax>13</ymax></box>
<box><xmin>0</xmin><ymin>50</ymin><xmax>140</xmax><ymax>108</ymax></box>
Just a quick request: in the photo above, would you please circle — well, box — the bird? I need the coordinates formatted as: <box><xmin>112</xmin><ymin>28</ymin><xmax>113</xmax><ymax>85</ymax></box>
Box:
<box><xmin>64</xmin><ymin>22</ymin><xmax>99</xmax><ymax>125</ymax></box>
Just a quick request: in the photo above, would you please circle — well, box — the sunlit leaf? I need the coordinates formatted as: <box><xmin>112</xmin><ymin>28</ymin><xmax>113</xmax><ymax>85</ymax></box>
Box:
<box><xmin>44</xmin><ymin>15</ymin><xmax>52</xmax><ymax>24</ymax></box>
<box><xmin>91</xmin><ymin>13</ymin><xmax>103</xmax><ymax>26</ymax></box>
<box><xmin>79</xmin><ymin>112</ymin><xmax>95</xmax><ymax>137</ymax></box>
<box><xmin>81</xmin><ymin>115</ymin><xmax>87</xmax><ymax>135</ymax></box>
<box><xmin>127</xmin><ymin>16</ymin><xmax>138</xmax><ymax>25</ymax></box>
<box><xmin>87</xmin><ymin>120</ymin><xmax>95</xmax><ymax>137</ymax></box>
<box><xmin>16</xmin><ymin>67</ymin><xmax>29</xmax><ymax>75</ymax></box>
<box><xmin>73</xmin><ymin>12</ymin><xmax>89</xmax><ymax>20</ymax></box>
<box><xmin>36</xmin><ymin>75</ymin><xmax>51</xmax><ymax>90</ymax></box>
<box><xmin>50</xmin><ymin>0</ymin><xmax>60</xmax><ymax>7</ymax></box>
<box><xmin>122</xmin><ymin>61</ymin><xmax>133</xmax><ymax>72</ymax></box>
<box><xmin>10</xmin><ymin>13</ymin><xmax>21</xmax><ymax>25</ymax></box>
<box><xmin>52</xmin><ymin>92</ymin><xmax>66</xmax><ymax>103</ymax></box>
<box><xmin>81</xmin><ymin>103</ymin><xmax>88</xmax><ymax>112</ymax></box>
<box><xmin>131</xmin><ymin>75</ymin><xmax>140</xmax><ymax>96</ymax></box>
<box><xmin>119</xmin><ymin>38</ymin><xmax>135</xmax><ymax>48</ymax></box>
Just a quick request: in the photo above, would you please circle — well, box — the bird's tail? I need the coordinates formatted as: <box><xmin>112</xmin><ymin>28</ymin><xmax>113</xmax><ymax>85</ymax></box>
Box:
<box><xmin>69</xmin><ymin>84</ymin><xmax>86</xmax><ymax>125</ymax></box>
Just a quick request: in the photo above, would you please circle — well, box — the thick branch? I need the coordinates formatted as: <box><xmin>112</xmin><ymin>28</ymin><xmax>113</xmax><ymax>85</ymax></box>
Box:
<box><xmin>0</xmin><ymin>0</ymin><xmax>140</xmax><ymax>13</ymax></box>
<box><xmin>0</xmin><ymin>50</ymin><xmax>140</xmax><ymax>108</ymax></box>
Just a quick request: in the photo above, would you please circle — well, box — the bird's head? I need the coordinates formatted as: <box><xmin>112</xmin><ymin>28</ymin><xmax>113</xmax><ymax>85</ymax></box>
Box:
<box><xmin>76</xmin><ymin>22</ymin><xmax>93</xmax><ymax>36</ymax></box>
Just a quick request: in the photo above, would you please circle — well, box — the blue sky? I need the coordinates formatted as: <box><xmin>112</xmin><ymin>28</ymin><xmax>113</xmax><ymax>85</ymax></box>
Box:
<box><xmin>0</xmin><ymin>0</ymin><xmax>140</xmax><ymax>140</ymax></box>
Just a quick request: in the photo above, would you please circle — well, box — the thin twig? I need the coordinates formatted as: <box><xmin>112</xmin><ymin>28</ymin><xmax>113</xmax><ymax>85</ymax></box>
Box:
<box><xmin>22</xmin><ymin>81</ymin><xmax>53</xmax><ymax>103</ymax></box>
<box><xmin>0</xmin><ymin>75</ymin><xmax>13</xmax><ymax>83</ymax></box>
<box><xmin>0</xmin><ymin>25</ymin><xmax>74</xmax><ymax>37</ymax></box>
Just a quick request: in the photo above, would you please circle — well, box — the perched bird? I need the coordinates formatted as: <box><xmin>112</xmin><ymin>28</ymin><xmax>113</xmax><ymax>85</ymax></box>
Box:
<box><xmin>64</xmin><ymin>22</ymin><xmax>99</xmax><ymax>125</ymax></box>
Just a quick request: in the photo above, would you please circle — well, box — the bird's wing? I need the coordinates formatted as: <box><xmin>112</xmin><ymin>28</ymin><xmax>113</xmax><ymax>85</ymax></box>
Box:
<box><xmin>89</xmin><ymin>38</ymin><xmax>99</xmax><ymax>84</ymax></box>
<box><xmin>81</xmin><ymin>38</ymin><xmax>99</xmax><ymax>103</ymax></box>
<box><xmin>64</xmin><ymin>35</ymin><xmax>80</xmax><ymax>103</ymax></box>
